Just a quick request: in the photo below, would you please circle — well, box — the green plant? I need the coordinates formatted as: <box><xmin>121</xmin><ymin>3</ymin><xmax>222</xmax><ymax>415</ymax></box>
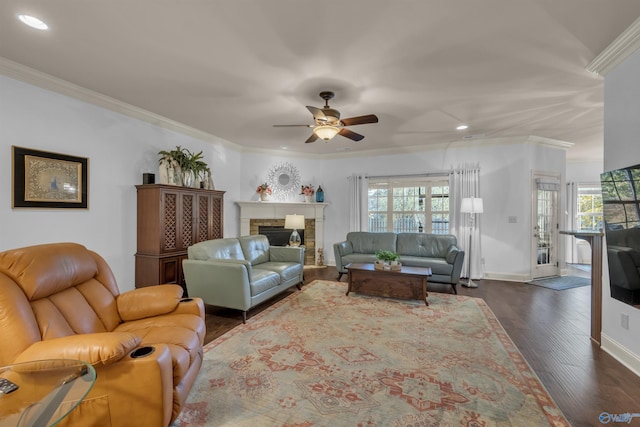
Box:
<box><xmin>375</xmin><ymin>250</ymin><xmax>399</xmax><ymax>262</ymax></box>
<box><xmin>158</xmin><ymin>146</ymin><xmax>208</xmax><ymax>181</ymax></box>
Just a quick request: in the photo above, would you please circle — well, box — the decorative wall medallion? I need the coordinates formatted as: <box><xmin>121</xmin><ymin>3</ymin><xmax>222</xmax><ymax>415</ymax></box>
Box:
<box><xmin>267</xmin><ymin>162</ymin><xmax>301</xmax><ymax>201</ymax></box>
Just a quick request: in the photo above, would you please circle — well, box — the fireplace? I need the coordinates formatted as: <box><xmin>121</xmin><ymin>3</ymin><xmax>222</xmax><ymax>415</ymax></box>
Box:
<box><xmin>236</xmin><ymin>201</ymin><xmax>328</xmax><ymax>266</ymax></box>
<box><xmin>259</xmin><ymin>226</ymin><xmax>304</xmax><ymax>247</ymax></box>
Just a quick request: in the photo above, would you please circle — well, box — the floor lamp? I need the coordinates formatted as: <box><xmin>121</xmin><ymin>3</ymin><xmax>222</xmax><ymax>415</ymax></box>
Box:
<box><xmin>461</xmin><ymin>197</ymin><xmax>483</xmax><ymax>288</ymax></box>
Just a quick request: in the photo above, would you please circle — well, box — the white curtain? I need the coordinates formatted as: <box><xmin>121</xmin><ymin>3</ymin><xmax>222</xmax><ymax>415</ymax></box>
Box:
<box><xmin>449</xmin><ymin>165</ymin><xmax>482</xmax><ymax>280</ymax></box>
<box><xmin>565</xmin><ymin>182</ymin><xmax>579</xmax><ymax>263</ymax></box>
<box><xmin>347</xmin><ymin>174</ymin><xmax>367</xmax><ymax>232</ymax></box>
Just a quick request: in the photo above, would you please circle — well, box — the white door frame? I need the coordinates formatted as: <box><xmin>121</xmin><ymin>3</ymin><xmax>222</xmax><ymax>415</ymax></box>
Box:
<box><xmin>531</xmin><ymin>171</ymin><xmax>561</xmax><ymax>279</ymax></box>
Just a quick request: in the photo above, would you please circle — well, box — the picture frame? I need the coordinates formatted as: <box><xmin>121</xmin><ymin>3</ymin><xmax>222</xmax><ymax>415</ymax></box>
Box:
<box><xmin>12</xmin><ymin>146</ymin><xmax>88</xmax><ymax>209</ymax></box>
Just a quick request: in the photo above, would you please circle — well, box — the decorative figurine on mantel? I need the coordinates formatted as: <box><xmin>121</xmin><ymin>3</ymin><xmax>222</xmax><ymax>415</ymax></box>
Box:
<box><xmin>317</xmin><ymin>248</ymin><xmax>324</xmax><ymax>266</ymax></box>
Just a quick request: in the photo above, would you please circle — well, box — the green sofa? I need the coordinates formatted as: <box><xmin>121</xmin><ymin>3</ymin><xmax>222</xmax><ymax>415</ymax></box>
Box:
<box><xmin>183</xmin><ymin>235</ymin><xmax>304</xmax><ymax>322</ymax></box>
<box><xmin>333</xmin><ymin>232</ymin><xmax>465</xmax><ymax>293</ymax></box>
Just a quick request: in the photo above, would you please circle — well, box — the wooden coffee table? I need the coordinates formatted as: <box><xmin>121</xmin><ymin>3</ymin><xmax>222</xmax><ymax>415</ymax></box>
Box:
<box><xmin>345</xmin><ymin>263</ymin><xmax>432</xmax><ymax>306</ymax></box>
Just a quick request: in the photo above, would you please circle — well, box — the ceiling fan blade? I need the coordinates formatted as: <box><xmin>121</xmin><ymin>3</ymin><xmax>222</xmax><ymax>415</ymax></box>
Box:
<box><xmin>338</xmin><ymin>128</ymin><xmax>365</xmax><ymax>141</ymax></box>
<box><xmin>305</xmin><ymin>133</ymin><xmax>319</xmax><ymax>143</ymax></box>
<box><xmin>306</xmin><ymin>106</ymin><xmax>328</xmax><ymax>122</ymax></box>
<box><xmin>340</xmin><ymin>114</ymin><xmax>379</xmax><ymax>126</ymax></box>
<box><xmin>273</xmin><ymin>124</ymin><xmax>314</xmax><ymax>127</ymax></box>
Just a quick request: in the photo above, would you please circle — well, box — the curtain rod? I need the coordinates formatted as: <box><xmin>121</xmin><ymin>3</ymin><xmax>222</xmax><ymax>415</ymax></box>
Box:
<box><xmin>365</xmin><ymin>172</ymin><xmax>450</xmax><ymax>179</ymax></box>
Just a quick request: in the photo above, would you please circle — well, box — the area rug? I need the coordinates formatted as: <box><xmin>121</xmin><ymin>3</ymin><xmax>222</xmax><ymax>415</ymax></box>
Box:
<box><xmin>528</xmin><ymin>275</ymin><xmax>591</xmax><ymax>290</ymax></box>
<box><xmin>568</xmin><ymin>263</ymin><xmax>592</xmax><ymax>273</ymax></box>
<box><xmin>173</xmin><ymin>280</ymin><xmax>569</xmax><ymax>426</ymax></box>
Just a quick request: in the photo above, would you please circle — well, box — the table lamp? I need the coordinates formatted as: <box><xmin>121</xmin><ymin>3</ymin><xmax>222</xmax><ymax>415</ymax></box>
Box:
<box><xmin>284</xmin><ymin>214</ymin><xmax>305</xmax><ymax>247</ymax></box>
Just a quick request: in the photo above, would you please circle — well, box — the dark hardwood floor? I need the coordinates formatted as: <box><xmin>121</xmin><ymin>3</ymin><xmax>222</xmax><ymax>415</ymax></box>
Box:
<box><xmin>202</xmin><ymin>266</ymin><xmax>640</xmax><ymax>427</ymax></box>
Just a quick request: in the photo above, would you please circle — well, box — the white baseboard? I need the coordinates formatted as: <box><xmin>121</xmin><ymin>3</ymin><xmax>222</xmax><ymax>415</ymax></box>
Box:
<box><xmin>482</xmin><ymin>272</ymin><xmax>531</xmax><ymax>282</ymax></box>
<box><xmin>601</xmin><ymin>333</ymin><xmax>640</xmax><ymax>378</ymax></box>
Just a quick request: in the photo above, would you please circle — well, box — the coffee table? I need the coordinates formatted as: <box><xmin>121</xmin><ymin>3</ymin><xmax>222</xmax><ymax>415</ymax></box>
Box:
<box><xmin>345</xmin><ymin>263</ymin><xmax>432</xmax><ymax>306</ymax></box>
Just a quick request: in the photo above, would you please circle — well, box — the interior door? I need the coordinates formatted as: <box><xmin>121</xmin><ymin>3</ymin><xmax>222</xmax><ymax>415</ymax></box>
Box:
<box><xmin>532</xmin><ymin>174</ymin><xmax>560</xmax><ymax>279</ymax></box>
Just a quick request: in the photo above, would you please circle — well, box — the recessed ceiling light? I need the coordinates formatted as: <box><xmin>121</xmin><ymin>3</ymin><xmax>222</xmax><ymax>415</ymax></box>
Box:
<box><xmin>456</xmin><ymin>124</ymin><xmax>469</xmax><ymax>131</ymax></box>
<box><xmin>18</xmin><ymin>14</ymin><xmax>49</xmax><ymax>30</ymax></box>
<box><xmin>280</xmin><ymin>145</ymin><xmax>288</xmax><ymax>150</ymax></box>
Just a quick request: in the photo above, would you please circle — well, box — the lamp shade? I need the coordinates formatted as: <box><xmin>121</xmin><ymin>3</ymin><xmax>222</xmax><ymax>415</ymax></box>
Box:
<box><xmin>460</xmin><ymin>197</ymin><xmax>484</xmax><ymax>214</ymax></box>
<box><xmin>284</xmin><ymin>214</ymin><xmax>305</xmax><ymax>230</ymax></box>
<box><xmin>314</xmin><ymin>125</ymin><xmax>340</xmax><ymax>141</ymax></box>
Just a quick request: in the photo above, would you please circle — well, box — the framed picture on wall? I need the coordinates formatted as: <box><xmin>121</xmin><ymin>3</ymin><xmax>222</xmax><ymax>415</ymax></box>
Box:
<box><xmin>12</xmin><ymin>146</ymin><xmax>88</xmax><ymax>209</ymax></box>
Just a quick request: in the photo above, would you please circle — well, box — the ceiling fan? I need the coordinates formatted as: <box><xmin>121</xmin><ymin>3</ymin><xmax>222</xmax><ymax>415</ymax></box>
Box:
<box><xmin>273</xmin><ymin>91</ymin><xmax>379</xmax><ymax>143</ymax></box>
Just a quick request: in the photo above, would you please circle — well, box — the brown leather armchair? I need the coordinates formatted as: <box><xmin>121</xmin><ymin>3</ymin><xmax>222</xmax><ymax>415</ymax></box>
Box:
<box><xmin>0</xmin><ymin>243</ymin><xmax>206</xmax><ymax>427</ymax></box>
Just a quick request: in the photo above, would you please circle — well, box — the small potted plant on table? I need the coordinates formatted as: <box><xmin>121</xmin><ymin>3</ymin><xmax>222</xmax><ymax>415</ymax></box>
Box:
<box><xmin>375</xmin><ymin>250</ymin><xmax>401</xmax><ymax>271</ymax></box>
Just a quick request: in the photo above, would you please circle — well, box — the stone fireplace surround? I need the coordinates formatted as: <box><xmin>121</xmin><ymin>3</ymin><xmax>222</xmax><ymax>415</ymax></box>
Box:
<box><xmin>236</xmin><ymin>202</ymin><xmax>328</xmax><ymax>265</ymax></box>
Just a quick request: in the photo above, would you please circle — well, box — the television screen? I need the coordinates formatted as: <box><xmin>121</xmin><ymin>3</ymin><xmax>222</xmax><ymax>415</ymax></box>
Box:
<box><xmin>600</xmin><ymin>164</ymin><xmax>640</xmax><ymax>307</ymax></box>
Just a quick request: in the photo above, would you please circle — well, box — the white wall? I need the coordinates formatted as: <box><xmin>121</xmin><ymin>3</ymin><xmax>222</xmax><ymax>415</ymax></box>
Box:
<box><xmin>1</xmin><ymin>73</ymin><xmax>570</xmax><ymax>296</ymax></box>
<box><xmin>240</xmin><ymin>138</ymin><xmax>567</xmax><ymax>281</ymax></box>
<box><xmin>566</xmin><ymin>160</ymin><xmax>603</xmax><ymax>183</ymax></box>
<box><xmin>0</xmin><ymin>75</ymin><xmax>243</xmax><ymax>292</ymax></box>
<box><xmin>601</xmin><ymin>47</ymin><xmax>640</xmax><ymax>370</ymax></box>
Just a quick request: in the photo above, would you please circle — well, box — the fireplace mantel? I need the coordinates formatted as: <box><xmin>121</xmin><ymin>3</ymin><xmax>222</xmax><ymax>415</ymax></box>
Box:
<box><xmin>236</xmin><ymin>201</ymin><xmax>328</xmax><ymax>264</ymax></box>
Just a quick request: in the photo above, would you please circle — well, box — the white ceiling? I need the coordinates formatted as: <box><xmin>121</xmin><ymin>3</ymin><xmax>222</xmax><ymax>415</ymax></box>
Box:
<box><xmin>2</xmin><ymin>1</ymin><xmax>640</xmax><ymax>161</ymax></box>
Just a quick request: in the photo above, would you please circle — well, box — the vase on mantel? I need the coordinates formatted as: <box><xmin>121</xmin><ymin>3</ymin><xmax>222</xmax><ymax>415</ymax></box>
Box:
<box><xmin>260</xmin><ymin>193</ymin><xmax>270</xmax><ymax>202</ymax></box>
<box><xmin>304</xmin><ymin>195</ymin><xmax>312</xmax><ymax>203</ymax></box>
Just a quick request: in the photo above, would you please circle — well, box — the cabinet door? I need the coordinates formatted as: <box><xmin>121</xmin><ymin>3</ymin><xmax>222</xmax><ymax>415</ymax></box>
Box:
<box><xmin>161</xmin><ymin>190</ymin><xmax>179</xmax><ymax>252</ymax></box>
<box><xmin>194</xmin><ymin>192</ymin><xmax>224</xmax><ymax>242</ymax></box>
<box><xmin>179</xmin><ymin>191</ymin><xmax>196</xmax><ymax>250</ymax></box>
<box><xmin>159</xmin><ymin>256</ymin><xmax>181</xmax><ymax>284</ymax></box>
<box><xmin>210</xmin><ymin>193</ymin><xmax>224</xmax><ymax>239</ymax></box>
<box><xmin>195</xmin><ymin>193</ymin><xmax>212</xmax><ymax>243</ymax></box>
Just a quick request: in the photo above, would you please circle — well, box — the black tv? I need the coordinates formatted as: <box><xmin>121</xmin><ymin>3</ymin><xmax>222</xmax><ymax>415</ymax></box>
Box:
<box><xmin>600</xmin><ymin>164</ymin><xmax>640</xmax><ymax>306</ymax></box>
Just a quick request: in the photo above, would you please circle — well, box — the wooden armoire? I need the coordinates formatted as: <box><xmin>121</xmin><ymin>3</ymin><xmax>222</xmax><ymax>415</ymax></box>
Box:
<box><xmin>135</xmin><ymin>184</ymin><xmax>224</xmax><ymax>292</ymax></box>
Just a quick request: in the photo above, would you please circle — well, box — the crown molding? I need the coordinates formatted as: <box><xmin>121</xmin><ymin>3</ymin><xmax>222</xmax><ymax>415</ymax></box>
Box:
<box><xmin>0</xmin><ymin>56</ymin><xmax>243</xmax><ymax>151</ymax></box>
<box><xmin>586</xmin><ymin>16</ymin><xmax>640</xmax><ymax>76</ymax></box>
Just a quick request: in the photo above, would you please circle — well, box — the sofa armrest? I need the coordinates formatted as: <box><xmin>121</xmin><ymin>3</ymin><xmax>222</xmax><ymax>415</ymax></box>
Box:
<box><xmin>171</xmin><ymin>297</ymin><xmax>206</xmax><ymax>319</ymax></box>
<box><xmin>270</xmin><ymin>246</ymin><xmax>304</xmax><ymax>264</ymax></box>
<box><xmin>445</xmin><ymin>245</ymin><xmax>459</xmax><ymax>264</ymax></box>
<box><xmin>117</xmin><ymin>285</ymin><xmax>184</xmax><ymax>321</ymax></box>
<box><xmin>182</xmin><ymin>259</ymin><xmax>253</xmax><ymax>311</ymax></box>
<box><xmin>14</xmin><ymin>332</ymin><xmax>142</xmax><ymax>366</ymax></box>
<box><xmin>333</xmin><ymin>241</ymin><xmax>353</xmax><ymax>272</ymax></box>
<box><xmin>334</xmin><ymin>241</ymin><xmax>353</xmax><ymax>256</ymax></box>
<box><xmin>447</xmin><ymin>246</ymin><xmax>465</xmax><ymax>284</ymax></box>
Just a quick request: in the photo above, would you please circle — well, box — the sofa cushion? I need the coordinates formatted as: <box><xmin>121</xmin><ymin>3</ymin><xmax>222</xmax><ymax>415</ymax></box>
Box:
<box><xmin>347</xmin><ymin>232</ymin><xmax>396</xmax><ymax>254</ymax></box>
<box><xmin>250</xmin><ymin>269</ymin><xmax>280</xmax><ymax>296</ymax></box>
<box><xmin>342</xmin><ymin>253</ymin><xmax>378</xmax><ymax>266</ymax></box>
<box><xmin>239</xmin><ymin>235</ymin><xmax>271</xmax><ymax>265</ymax></box>
<box><xmin>188</xmin><ymin>238</ymin><xmax>246</xmax><ymax>261</ymax></box>
<box><xmin>258</xmin><ymin>262</ymin><xmax>304</xmax><ymax>282</ymax></box>
<box><xmin>399</xmin><ymin>256</ymin><xmax>453</xmax><ymax>275</ymax></box>
<box><xmin>397</xmin><ymin>233</ymin><xmax>457</xmax><ymax>258</ymax></box>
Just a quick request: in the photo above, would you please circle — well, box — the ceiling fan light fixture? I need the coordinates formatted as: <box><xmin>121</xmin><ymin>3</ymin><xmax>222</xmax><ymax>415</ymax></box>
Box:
<box><xmin>314</xmin><ymin>125</ymin><xmax>340</xmax><ymax>141</ymax></box>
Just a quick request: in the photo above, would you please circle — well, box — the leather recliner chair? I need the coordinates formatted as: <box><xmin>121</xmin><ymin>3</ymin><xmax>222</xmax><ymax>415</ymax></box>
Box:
<box><xmin>0</xmin><ymin>242</ymin><xmax>206</xmax><ymax>427</ymax></box>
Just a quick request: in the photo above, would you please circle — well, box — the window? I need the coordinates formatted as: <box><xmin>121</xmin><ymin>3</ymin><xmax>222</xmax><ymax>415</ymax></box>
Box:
<box><xmin>368</xmin><ymin>177</ymin><xmax>449</xmax><ymax>233</ymax></box>
<box><xmin>577</xmin><ymin>184</ymin><xmax>603</xmax><ymax>231</ymax></box>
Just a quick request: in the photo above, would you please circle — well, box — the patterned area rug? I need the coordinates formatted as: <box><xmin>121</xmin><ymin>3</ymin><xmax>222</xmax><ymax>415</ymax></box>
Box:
<box><xmin>528</xmin><ymin>275</ymin><xmax>591</xmax><ymax>290</ymax></box>
<box><xmin>173</xmin><ymin>281</ymin><xmax>569</xmax><ymax>426</ymax></box>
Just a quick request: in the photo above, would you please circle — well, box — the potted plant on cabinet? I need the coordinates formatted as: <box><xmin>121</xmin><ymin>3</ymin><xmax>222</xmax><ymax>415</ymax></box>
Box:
<box><xmin>158</xmin><ymin>146</ymin><xmax>208</xmax><ymax>188</ymax></box>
